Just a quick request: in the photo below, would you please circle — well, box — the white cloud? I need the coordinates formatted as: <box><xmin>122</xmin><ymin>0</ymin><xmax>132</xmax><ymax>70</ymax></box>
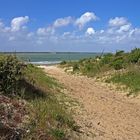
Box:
<box><xmin>109</xmin><ymin>17</ymin><xmax>128</xmax><ymax>27</ymax></box>
<box><xmin>63</xmin><ymin>32</ymin><xmax>71</xmax><ymax>37</ymax></box>
<box><xmin>37</xmin><ymin>12</ymin><xmax>98</xmax><ymax>37</ymax></box>
<box><xmin>37</xmin><ymin>27</ymin><xmax>55</xmax><ymax>36</ymax></box>
<box><xmin>37</xmin><ymin>17</ymin><xmax>72</xmax><ymax>36</ymax></box>
<box><xmin>85</xmin><ymin>27</ymin><xmax>95</xmax><ymax>35</ymax></box>
<box><xmin>128</xmin><ymin>28</ymin><xmax>140</xmax><ymax>37</ymax></box>
<box><xmin>75</xmin><ymin>12</ymin><xmax>98</xmax><ymax>29</ymax></box>
<box><xmin>53</xmin><ymin>16</ymin><xmax>72</xmax><ymax>28</ymax></box>
<box><xmin>11</xmin><ymin>16</ymin><xmax>29</xmax><ymax>32</ymax></box>
<box><xmin>0</xmin><ymin>14</ymin><xmax>140</xmax><ymax>52</ymax></box>
<box><xmin>100</xmin><ymin>30</ymin><xmax>104</xmax><ymax>34</ymax></box>
<box><xmin>37</xmin><ymin>28</ymin><xmax>47</xmax><ymax>35</ymax></box>
<box><xmin>117</xmin><ymin>24</ymin><xmax>131</xmax><ymax>33</ymax></box>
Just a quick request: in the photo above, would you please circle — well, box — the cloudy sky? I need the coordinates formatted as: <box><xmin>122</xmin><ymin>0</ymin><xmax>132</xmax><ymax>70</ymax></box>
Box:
<box><xmin>0</xmin><ymin>0</ymin><xmax>140</xmax><ymax>52</ymax></box>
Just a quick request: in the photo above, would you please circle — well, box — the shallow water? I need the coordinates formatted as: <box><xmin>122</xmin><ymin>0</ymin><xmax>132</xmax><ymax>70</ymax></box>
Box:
<box><xmin>4</xmin><ymin>52</ymin><xmax>101</xmax><ymax>65</ymax></box>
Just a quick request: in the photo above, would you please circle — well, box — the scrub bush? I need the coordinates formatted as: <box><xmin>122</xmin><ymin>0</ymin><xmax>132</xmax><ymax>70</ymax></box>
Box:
<box><xmin>0</xmin><ymin>55</ymin><xmax>24</xmax><ymax>96</ymax></box>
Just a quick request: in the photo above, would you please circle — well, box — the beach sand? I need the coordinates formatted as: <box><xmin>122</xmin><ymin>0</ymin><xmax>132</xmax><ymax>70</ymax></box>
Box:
<box><xmin>42</xmin><ymin>65</ymin><xmax>140</xmax><ymax>140</ymax></box>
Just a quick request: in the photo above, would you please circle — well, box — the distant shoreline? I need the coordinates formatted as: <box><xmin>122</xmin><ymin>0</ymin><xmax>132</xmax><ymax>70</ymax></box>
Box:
<box><xmin>0</xmin><ymin>52</ymin><xmax>103</xmax><ymax>54</ymax></box>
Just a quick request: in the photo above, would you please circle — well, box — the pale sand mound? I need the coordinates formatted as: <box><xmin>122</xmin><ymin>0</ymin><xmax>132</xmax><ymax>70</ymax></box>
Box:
<box><xmin>43</xmin><ymin>65</ymin><xmax>140</xmax><ymax>140</ymax></box>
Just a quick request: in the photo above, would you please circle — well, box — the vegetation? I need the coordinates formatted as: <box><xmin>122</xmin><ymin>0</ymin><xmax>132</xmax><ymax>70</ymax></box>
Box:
<box><xmin>0</xmin><ymin>55</ymin><xmax>24</xmax><ymax>96</ymax></box>
<box><xmin>60</xmin><ymin>48</ymin><xmax>140</xmax><ymax>95</ymax></box>
<box><xmin>0</xmin><ymin>55</ymin><xmax>78</xmax><ymax>140</ymax></box>
<box><xmin>106</xmin><ymin>67</ymin><xmax>140</xmax><ymax>96</ymax></box>
<box><xmin>1</xmin><ymin>48</ymin><xmax>140</xmax><ymax>139</ymax></box>
<box><xmin>24</xmin><ymin>65</ymin><xmax>78</xmax><ymax>140</ymax></box>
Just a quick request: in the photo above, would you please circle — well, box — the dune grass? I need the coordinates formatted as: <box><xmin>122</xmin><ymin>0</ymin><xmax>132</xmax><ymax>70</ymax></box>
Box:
<box><xmin>106</xmin><ymin>68</ymin><xmax>140</xmax><ymax>96</ymax></box>
<box><xmin>60</xmin><ymin>48</ymin><xmax>140</xmax><ymax>95</ymax></box>
<box><xmin>23</xmin><ymin>65</ymin><xmax>78</xmax><ymax>140</ymax></box>
<box><xmin>0</xmin><ymin>55</ymin><xmax>78</xmax><ymax>140</ymax></box>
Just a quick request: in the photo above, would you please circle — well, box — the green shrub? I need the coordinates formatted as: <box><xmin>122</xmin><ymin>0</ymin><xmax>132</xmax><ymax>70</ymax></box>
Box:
<box><xmin>84</xmin><ymin>64</ymin><xmax>93</xmax><ymax>72</ymax></box>
<box><xmin>107</xmin><ymin>68</ymin><xmax>140</xmax><ymax>95</ymax></box>
<box><xmin>115</xmin><ymin>50</ymin><xmax>124</xmax><ymax>56</ymax></box>
<box><xmin>60</xmin><ymin>48</ymin><xmax>140</xmax><ymax>77</ymax></box>
<box><xmin>73</xmin><ymin>63</ymin><xmax>79</xmax><ymax>72</ymax></box>
<box><xmin>110</xmin><ymin>57</ymin><xmax>125</xmax><ymax>70</ymax></box>
<box><xmin>60</xmin><ymin>60</ymin><xmax>67</xmax><ymax>65</ymax></box>
<box><xmin>0</xmin><ymin>55</ymin><xmax>24</xmax><ymax>96</ymax></box>
<box><xmin>100</xmin><ymin>53</ymin><xmax>113</xmax><ymax>65</ymax></box>
<box><xmin>128</xmin><ymin>48</ymin><xmax>140</xmax><ymax>63</ymax></box>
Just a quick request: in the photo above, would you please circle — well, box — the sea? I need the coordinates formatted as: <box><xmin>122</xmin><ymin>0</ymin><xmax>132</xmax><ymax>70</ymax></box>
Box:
<box><xmin>2</xmin><ymin>52</ymin><xmax>101</xmax><ymax>65</ymax></box>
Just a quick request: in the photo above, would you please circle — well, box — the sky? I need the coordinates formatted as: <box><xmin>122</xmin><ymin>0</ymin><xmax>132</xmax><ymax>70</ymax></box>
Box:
<box><xmin>0</xmin><ymin>0</ymin><xmax>140</xmax><ymax>52</ymax></box>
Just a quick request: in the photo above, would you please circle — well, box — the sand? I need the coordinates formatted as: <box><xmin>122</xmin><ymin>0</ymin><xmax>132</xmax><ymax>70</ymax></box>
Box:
<box><xmin>43</xmin><ymin>65</ymin><xmax>140</xmax><ymax>140</ymax></box>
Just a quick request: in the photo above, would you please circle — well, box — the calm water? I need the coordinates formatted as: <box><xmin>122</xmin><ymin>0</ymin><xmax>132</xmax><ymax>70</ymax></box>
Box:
<box><xmin>9</xmin><ymin>52</ymin><xmax>101</xmax><ymax>65</ymax></box>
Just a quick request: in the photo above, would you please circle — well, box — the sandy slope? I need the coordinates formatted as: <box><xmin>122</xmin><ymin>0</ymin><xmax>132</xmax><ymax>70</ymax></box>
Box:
<box><xmin>43</xmin><ymin>65</ymin><xmax>140</xmax><ymax>140</ymax></box>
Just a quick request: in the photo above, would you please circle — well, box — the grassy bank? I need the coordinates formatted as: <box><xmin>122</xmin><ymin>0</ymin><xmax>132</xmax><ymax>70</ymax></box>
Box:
<box><xmin>106</xmin><ymin>67</ymin><xmax>140</xmax><ymax>96</ymax></box>
<box><xmin>60</xmin><ymin>48</ymin><xmax>140</xmax><ymax>95</ymax></box>
<box><xmin>0</xmin><ymin>55</ymin><xmax>78</xmax><ymax>140</ymax></box>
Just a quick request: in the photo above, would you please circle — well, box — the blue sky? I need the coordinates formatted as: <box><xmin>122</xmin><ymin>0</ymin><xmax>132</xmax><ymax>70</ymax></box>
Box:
<box><xmin>0</xmin><ymin>0</ymin><xmax>140</xmax><ymax>52</ymax></box>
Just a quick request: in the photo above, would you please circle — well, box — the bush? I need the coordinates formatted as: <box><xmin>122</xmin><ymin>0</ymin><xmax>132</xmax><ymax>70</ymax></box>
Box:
<box><xmin>73</xmin><ymin>63</ymin><xmax>79</xmax><ymax>72</ymax></box>
<box><xmin>111</xmin><ymin>57</ymin><xmax>125</xmax><ymax>70</ymax></box>
<box><xmin>100</xmin><ymin>53</ymin><xmax>113</xmax><ymax>65</ymax></box>
<box><xmin>107</xmin><ymin>68</ymin><xmax>140</xmax><ymax>95</ymax></box>
<box><xmin>128</xmin><ymin>48</ymin><xmax>140</xmax><ymax>63</ymax></box>
<box><xmin>0</xmin><ymin>55</ymin><xmax>24</xmax><ymax>96</ymax></box>
<box><xmin>115</xmin><ymin>50</ymin><xmax>124</xmax><ymax>56</ymax></box>
<box><xmin>60</xmin><ymin>60</ymin><xmax>67</xmax><ymax>65</ymax></box>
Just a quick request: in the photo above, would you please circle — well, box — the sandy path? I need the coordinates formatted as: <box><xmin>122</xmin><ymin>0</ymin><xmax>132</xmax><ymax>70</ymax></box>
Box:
<box><xmin>43</xmin><ymin>66</ymin><xmax>140</xmax><ymax>140</ymax></box>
